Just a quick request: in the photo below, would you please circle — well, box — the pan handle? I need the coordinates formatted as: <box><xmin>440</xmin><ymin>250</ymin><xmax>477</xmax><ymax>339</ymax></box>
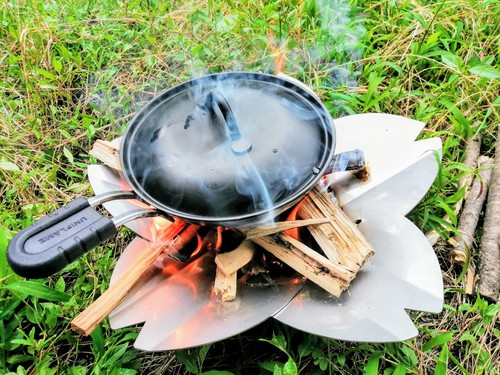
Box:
<box><xmin>7</xmin><ymin>192</ymin><xmax>158</xmax><ymax>279</ymax></box>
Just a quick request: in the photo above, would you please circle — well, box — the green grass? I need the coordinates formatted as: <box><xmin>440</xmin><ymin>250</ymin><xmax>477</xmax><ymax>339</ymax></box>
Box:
<box><xmin>1</xmin><ymin>0</ymin><xmax>499</xmax><ymax>374</ymax></box>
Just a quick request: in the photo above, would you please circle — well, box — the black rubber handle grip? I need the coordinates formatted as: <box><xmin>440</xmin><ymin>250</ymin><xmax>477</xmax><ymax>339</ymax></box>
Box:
<box><xmin>7</xmin><ymin>197</ymin><xmax>117</xmax><ymax>279</ymax></box>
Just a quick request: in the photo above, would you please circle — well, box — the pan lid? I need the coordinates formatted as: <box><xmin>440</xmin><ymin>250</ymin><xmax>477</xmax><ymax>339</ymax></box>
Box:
<box><xmin>120</xmin><ymin>72</ymin><xmax>335</xmax><ymax>226</ymax></box>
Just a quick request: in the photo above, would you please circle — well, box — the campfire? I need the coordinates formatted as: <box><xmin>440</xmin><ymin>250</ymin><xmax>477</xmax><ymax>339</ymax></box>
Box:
<box><xmin>71</xmin><ymin>139</ymin><xmax>374</xmax><ymax>335</ymax></box>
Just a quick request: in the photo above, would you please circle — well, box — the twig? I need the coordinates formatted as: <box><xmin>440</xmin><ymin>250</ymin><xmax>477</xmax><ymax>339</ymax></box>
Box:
<box><xmin>477</xmin><ymin>130</ymin><xmax>500</xmax><ymax>301</ymax></box>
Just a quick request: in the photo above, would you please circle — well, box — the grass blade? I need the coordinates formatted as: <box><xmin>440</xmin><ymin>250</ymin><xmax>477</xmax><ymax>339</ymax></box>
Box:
<box><xmin>2</xmin><ymin>281</ymin><xmax>71</xmax><ymax>302</ymax></box>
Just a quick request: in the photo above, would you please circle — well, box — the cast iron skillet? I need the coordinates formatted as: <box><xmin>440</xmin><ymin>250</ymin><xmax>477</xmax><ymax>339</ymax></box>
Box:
<box><xmin>7</xmin><ymin>72</ymin><xmax>361</xmax><ymax>278</ymax></box>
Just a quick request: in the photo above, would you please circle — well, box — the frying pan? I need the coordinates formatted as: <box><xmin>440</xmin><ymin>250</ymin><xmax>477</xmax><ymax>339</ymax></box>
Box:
<box><xmin>7</xmin><ymin>72</ymin><xmax>363</xmax><ymax>278</ymax></box>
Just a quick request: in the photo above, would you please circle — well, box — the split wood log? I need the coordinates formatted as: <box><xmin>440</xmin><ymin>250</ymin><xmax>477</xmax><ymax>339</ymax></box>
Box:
<box><xmin>89</xmin><ymin>139</ymin><xmax>122</xmax><ymax>171</ymax></box>
<box><xmin>243</xmin><ymin>218</ymin><xmax>329</xmax><ymax>239</ymax></box>
<box><xmin>297</xmin><ymin>186</ymin><xmax>374</xmax><ymax>271</ymax></box>
<box><xmin>214</xmin><ymin>267</ymin><xmax>238</xmax><ymax>302</ymax></box>
<box><xmin>477</xmin><ymin>132</ymin><xmax>500</xmax><ymax>301</ymax></box>
<box><xmin>71</xmin><ymin>219</ymin><xmax>188</xmax><ymax>336</ymax></box>
<box><xmin>252</xmin><ymin>233</ymin><xmax>355</xmax><ymax>297</ymax></box>
<box><xmin>153</xmin><ymin>224</ymin><xmax>203</xmax><ymax>266</ymax></box>
<box><xmin>213</xmin><ymin>241</ymin><xmax>258</xmax><ymax>301</ymax></box>
<box><xmin>449</xmin><ymin>156</ymin><xmax>494</xmax><ymax>265</ymax></box>
<box><xmin>426</xmin><ymin>131</ymin><xmax>483</xmax><ymax>245</ymax></box>
<box><xmin>215</xmin><ymin>240</ymin><xmax>257</xmax><ymax>276</ymax></box>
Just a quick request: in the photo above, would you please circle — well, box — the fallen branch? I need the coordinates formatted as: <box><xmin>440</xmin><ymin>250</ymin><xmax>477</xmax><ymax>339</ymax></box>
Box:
<box><xmin>477</xmin><ymin>131</ymin><xmax>500</xmax><ymax>301</ymax></box>
<box><xmin>426</xmin><ymin>131</ymin><xmax>483</xmax><ymax>245</ymax></box>
<box><xmin>449</xmin><ymin>156</ymin><xmax>494</xmax><ymax>265</ymax></box>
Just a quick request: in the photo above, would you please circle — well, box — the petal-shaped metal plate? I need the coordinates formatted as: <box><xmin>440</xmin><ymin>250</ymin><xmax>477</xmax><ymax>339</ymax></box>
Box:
<box><xmin>274</xmin><ymin>205</ymin><xmax>443</xmax><ymax>342</ymax></box>
<box><xmin>328</xmin><ymin>113</ymin><xmax>442</xmax><ymax>210</ymax></box>
<box><xmin>89</xmin><ymin>112</ymin><xmax>444</xmax><ymax>349</ymax></box>
<box><xmin>108</xmin><ymin>238</ymin><xmax>302</xmax><ymax>351</ymax></box>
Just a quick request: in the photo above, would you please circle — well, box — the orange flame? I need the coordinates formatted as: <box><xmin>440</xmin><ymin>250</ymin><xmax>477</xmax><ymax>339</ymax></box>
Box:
<box><xmin>215</xmin><ymin>226</ymin><xmax>224</xmax><ymax>251</ymax></box>
<box><xmin>284</xmin><ymin>199</ymin><xmax>305</xmax><ymax>240</ymax></box>
<box><xmin>267</xmin><ymin>20</ymin><xmax>287</xmax><ymax>74</ymax></box>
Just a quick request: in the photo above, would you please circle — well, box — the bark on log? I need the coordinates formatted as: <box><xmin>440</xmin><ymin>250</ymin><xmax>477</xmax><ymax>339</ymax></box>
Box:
<box><xmin>449</xmin><ymin>157</ymin><xmax>494</xmax><ymax>265</ymax></box>
<box><xmin>477</xmin><ymin>131</ymin><xmax>500</xmax><ymax>301</ymax></box>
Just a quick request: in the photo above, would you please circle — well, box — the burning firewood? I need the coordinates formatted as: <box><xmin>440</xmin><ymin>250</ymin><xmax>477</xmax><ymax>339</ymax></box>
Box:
<box><xmin>213</xmin><ymin>240</ymin><xmax>257</xmax><ymax>302</ymax></box>
<box><xmin>215</xmin><ymin>240</ymin><xmax>257</xmax><ymax>276</ymax></box>
<box><xmin>71</xmin><ymin>219</ymin><xmax>189</xmax><ymax>336</ymax></box>
<box><xmin>88</xmin><ymin>136</ymin><xmax>375</xmax><ymax>306</ymax></box>
<box><xmin>243</xmin><ymin>218</ymin><xmax>329</xmax><ymax>239</ymax></box>
<box><xmin>252</xmin><ymin>233</ymin><xmax>355</xmax><ymax>297</ymax></box>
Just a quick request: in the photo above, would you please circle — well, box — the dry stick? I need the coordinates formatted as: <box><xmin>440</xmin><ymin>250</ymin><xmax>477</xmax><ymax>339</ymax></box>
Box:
<box><xmin>426</xmin><ymin>131</ymin><xmax>483</xmax><ymax>245</ymax></box>
<box><xmin>477</xmin><ymin>131</ymin><xmax>500</xmax><ymax>301</ymax></box>
<box><xmin>449</xmin><ymin>156</ymin><xmax>494</xmax><ymax>266</ymax></box>
<box><xmin>71</xmin><ymin>219</ymin><xmax>188</xmax><ymax>336</ymax></box>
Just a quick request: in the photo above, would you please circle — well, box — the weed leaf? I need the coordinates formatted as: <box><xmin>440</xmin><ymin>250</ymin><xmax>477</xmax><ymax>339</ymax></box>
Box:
<box><xmin>364</xmin><ymin>351</ymin><xmax>382</xmax><ymax>375</ymax></box>
<box><xmin>63</xmin><ymin>147</ymin><xmax>74</xmax><ymax>165</ymax></box>
<box><xmin>434</xmin><ymin>344</ymin><xmax>449</xmax><ymax>375</ymax></box>
<box><xmin>441</xmin><ymin>52</ymin><xmax>462</xmax><ymax>71</ymax></box>
<box><xmin>0</xmin><ymin>160</ymin><xmax>20</xmax><ymax>172</ymax></box>
<box><xmin>468</xmin><ymin>63</ymin><xmax>500</xmax><ymax>79</ymax></box>
<box><xmin>2</xmin><ymin>281</ymin><xmax>71</xmax><ymax>302</ymax></box>
<box><xmin>283</xmin><ymin>357</ymin><xmax>298</xmax><ymax>375</ymax></box>
<box><xmin>422</xmin><ymin>332</ymin><xmax>453</xmax><ymax>352</ymax></box>
<box><xmin>393</xmin><ymin>364</ymin><xmax>407</xmax><ymax>375</ymax></box>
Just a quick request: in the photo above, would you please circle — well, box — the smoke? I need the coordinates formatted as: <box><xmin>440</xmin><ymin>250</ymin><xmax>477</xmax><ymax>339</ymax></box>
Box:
<box><xmin>280</xmin><ymin>0</ymin><xmax>366</xmax><ymax>91</ymax></box>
